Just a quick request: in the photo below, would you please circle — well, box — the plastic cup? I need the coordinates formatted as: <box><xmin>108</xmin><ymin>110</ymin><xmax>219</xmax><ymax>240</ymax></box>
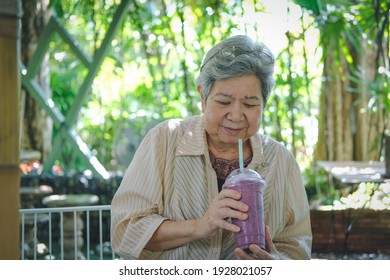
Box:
<box><xmin>222</xmin><ymin>168</ymin><xmax>265</xmax><ymax>252</ymax></box>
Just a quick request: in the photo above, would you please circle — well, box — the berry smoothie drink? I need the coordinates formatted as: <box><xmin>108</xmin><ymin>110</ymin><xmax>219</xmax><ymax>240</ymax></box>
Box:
<box><xmin>223</xmin><ymin>168</ymin><xmax>266</xmax><ymax>252</ymax></box>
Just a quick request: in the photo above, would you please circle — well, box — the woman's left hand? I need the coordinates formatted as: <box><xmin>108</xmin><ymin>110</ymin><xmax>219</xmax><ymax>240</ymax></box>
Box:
<box><xmin>234</xmin><ymin>226</ymin><xmax>282</xmax><ymax>260</ymax></box>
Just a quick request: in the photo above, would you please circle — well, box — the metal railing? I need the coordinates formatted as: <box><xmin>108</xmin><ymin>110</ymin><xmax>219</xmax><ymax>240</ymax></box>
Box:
<box><xmin>19</xmin><ymin>205</ymin><xmax>117</xmax><ymax>260</ymax></box>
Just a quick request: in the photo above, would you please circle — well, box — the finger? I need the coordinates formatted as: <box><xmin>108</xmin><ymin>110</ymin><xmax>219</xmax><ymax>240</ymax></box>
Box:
<box><xmin>213</xmin><ymin>209</ymin><xmax>246</xmax><ymax>232</ymax></box>
<box><xmin>248</xmin><ymin>244</ymin><xmax>272</xmax><ymax>259</ymax></box>
<box><xmin>219</xmin><ymin>220</ymin><xmax>241</xmax><ymax>232</ymax></box>
<box><xmin>204</xmin><ymin>209</ymin><xmax>244</xmax><ymax>233</ymax></box>
<box><xmin>218</xmin><ymin>188</ymin><xmax>242</xmax><ymax>200</ymax></box>
<box><xmin>222</xmin><ymin>207</ymin><xmax>248</xmax><ymax>220</ymax></box>
<box><xmin>212</xmin><ymin>195</ymin><xmax>249</xmax><ymax>213</ymax></box>
<box><xmin>234</xmin><ymin>248</ymin><xmax>255</xmax><ymax>260</ymax></box>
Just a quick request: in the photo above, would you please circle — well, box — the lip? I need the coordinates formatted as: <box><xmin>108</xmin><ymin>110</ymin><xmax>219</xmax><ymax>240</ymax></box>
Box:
<box><xmin>223</xmin><ymin>126</ymin><xmax>243</xmax><ymax>134</ymax></box>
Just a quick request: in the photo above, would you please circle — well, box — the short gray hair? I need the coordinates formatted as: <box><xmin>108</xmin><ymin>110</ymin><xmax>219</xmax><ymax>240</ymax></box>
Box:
<box><xmin>195</xmin><ymin>35</ymin><xmax>275</xmax><ymax>108</ymax></box>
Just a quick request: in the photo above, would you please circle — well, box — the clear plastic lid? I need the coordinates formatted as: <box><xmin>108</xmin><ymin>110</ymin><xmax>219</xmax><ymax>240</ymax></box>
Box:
<box><xmin>224</xmin><ymin>167</ymin><xmax>264</xmax><ymax>184</ymax></box>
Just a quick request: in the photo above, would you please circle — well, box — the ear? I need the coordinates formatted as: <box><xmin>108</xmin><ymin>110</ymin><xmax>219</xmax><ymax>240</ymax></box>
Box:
<box><xmin>197</xmin><ymin>85</ymin><xmax>206</xmax><ymax>112</ymax></box>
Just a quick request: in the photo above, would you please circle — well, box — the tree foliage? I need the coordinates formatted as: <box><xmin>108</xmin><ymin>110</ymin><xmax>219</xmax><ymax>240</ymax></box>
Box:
<box><xmin>295</xmin><ymin>0</ymin><xmax>389</xmax><ymax>203</ymax></box>
<box><xmin>34</xmin><ymin>0</ymin><xmax>388</xmax><ymax>204</ymax></box>
<box><xmin>44</xmin><ymin>0</ymin><xmax>322</xmax><ymax>175</ymax></box>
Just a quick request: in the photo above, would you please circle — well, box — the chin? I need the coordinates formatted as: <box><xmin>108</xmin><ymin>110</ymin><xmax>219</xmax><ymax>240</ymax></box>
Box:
<box><xmin>221</xmin><ymin>135</ymin><xmax>244</xmax><ymax>144</ymax></box>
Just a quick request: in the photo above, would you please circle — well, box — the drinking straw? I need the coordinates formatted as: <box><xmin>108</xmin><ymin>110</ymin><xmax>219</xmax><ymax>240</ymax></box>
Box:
<box><xmin>238</xmin><ymin>139</ymin><xmax>244</xmax><ymax>171</ymax></box>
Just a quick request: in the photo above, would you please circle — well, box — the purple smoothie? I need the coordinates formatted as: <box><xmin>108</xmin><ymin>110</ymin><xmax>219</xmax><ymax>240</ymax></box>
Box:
<box><xmin>223</xmin><ymin>168</ymin><xmax>265</xmax><ymax>251</ymax></box>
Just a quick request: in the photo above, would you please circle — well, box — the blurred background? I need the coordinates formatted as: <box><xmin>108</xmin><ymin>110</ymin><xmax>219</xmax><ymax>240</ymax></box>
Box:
<box><xmin>1</xmin><ymin>0</ymin><xmax>389</xmax><ymax>259</ymax></box>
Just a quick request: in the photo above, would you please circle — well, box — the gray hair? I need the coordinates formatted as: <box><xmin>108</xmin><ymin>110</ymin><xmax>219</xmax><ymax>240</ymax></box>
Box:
<box><xmin>195</xmin><ymin>35</ymin><xmax>275</xmax><ymax>108</ymax></box>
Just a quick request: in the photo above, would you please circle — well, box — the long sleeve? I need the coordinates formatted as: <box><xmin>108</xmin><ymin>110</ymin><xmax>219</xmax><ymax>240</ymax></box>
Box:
<box><xmin>272</xmin><ymin>154</ymin><xmax>312</xmax><ymax>259</ymax></box>
<box><xmin>110</xmin><ymin>117</ymin><xmax>221</xmax><ymax>260</ymax></box>
<box><xmin>110</xmin><ymin>124</ymin><xmax>169</xmax><ymax>259</ymax></box>
<box><xmin>251</xmin><ymin>135</ymin><xmax>312</xmax><ymax>260</ymax></box>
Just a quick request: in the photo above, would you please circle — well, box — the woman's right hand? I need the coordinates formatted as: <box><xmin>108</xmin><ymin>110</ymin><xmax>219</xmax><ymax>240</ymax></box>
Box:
<box><xmin>195</xmin><ymin>188</ymin><xmax>249</xmax><ymax>239</ymax></box>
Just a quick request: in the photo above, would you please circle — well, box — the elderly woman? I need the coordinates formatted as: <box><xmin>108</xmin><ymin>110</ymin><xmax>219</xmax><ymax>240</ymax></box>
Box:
<box><xmin>111</xmin><ymin>35</ymin><xmax>312</xmax><ymax>260</ymax></box>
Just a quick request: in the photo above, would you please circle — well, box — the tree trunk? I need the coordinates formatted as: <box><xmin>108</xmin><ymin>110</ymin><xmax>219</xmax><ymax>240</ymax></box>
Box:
<box><xmin>315</xmin><ymin>40</ymin><xmax>383</xmax><ymax>162</ymax></box>
<box><xmin>354</xmin><ymin>43</ymin><xmax>384</xmax><ymax>161</ymax></box>
<box><xmin>316</xmin><ymin>46</ymin><xmax>353</xmax><ymax>161</ymax></box>
<box><xmin>20</xmin><ymin>0</ymin><xmax>52</xmax><ymax>162</ymax></box>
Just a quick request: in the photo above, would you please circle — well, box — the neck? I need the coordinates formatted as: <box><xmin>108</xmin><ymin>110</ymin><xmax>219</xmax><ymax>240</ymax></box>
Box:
<box><xmin>207</xmin><ymin>136</ymin><xmax>252</xmax><ymax>161</ymax></box>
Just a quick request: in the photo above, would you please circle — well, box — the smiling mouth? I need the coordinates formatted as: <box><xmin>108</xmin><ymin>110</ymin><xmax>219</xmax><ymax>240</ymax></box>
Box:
<box><xmin>224</xmin><ymin>126</ymin><xmax>242</xmax><ymax>133</ymax></box>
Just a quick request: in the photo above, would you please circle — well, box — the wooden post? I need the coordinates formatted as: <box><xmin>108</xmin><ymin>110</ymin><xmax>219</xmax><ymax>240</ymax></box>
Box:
<box><xmin>0</xmin><ymin>1</ymin><xmax>21</xmax><ymax>259</ymax></box>
<box><xmin>385</xmin><ymin>135</ymin><xmax>390</xmax><ymax>178</ymax></box>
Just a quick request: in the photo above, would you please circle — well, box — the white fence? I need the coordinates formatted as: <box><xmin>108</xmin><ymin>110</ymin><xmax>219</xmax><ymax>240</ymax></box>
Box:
<box><xmin>19</xmin><ymin>205</ymin><xmax>118</xmax><ymax>260</ymax></box>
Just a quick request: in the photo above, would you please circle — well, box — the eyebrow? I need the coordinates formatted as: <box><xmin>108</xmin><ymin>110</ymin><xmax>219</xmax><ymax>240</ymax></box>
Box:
<box><xmin>215</xmin><ymin>92</ymin><xmax>261</xmax><ymax>101</ymax></box>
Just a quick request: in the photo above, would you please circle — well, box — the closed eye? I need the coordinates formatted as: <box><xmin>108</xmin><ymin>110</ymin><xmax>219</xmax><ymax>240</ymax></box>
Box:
<box><xmin>244</xmin><ymin>103</ymin><xmax>260</xmax><ymax>108</ymax></box>
<box><xmin>216</xmin><ymin>101</ymin><xmax>230</xmax><ymax>106</ymax></box>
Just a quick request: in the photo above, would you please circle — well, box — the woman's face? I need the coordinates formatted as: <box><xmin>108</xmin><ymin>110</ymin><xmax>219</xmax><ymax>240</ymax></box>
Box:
<box><xmin>201</xmin><ymin>75</ymin><xmax>263</xmax><ymax>150</ymax></box>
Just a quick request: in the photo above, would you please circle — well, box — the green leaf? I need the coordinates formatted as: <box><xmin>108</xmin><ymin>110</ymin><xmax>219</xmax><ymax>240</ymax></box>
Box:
<box><xmin>293</xmin><ymin>0</ymin><xmax>320</xmax><ymax>15</ymax></box>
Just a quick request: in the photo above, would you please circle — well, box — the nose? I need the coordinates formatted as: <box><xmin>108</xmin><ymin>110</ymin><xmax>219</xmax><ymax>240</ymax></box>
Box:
<box><xmin>227</xmin><ymin>102</ymin><xmax>243</xmax><ymax>122</ymax></box>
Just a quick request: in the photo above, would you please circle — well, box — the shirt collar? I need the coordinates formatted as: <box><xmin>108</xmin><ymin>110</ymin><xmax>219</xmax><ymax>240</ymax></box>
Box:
<box><xmin>176</xmin><ymin>115</ymin><xmax>208</xmax><ymax>156</ymax></box>
<box><xmin>176</xmin><ymin>115</ymin><xmax>265</xmax><ymax>163</ymax></box>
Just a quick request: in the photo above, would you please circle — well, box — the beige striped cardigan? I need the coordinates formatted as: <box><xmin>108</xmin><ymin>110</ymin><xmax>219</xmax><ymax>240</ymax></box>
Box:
<box><xmin>111</xmin><ymin>115</ymin><xmax>312</xmax><ymax>259</ymax></box>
